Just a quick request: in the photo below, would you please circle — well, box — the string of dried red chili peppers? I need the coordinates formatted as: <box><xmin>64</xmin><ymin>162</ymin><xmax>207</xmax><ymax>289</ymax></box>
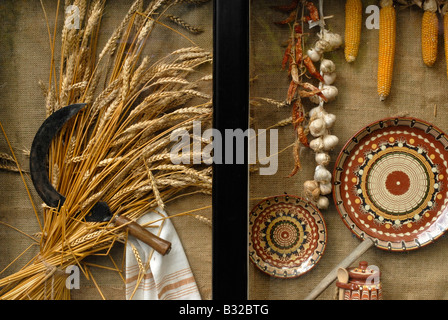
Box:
<box><xmin>273</xmin><ymin>0</ymin><xmax>342</xmax><ymax>210</ymax></box>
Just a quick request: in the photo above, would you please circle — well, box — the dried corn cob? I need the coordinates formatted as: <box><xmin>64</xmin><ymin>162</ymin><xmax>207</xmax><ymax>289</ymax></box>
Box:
<box><xmin>421</xmin><ymin>0</ymin><xmax>439</xmax><ymax>67</ymax></box>
<box><xmin>443</xmin><ymin>4</ymin><xmax>448</xmax><ymax>77</ymax></box>
<box><xmin>377</xmin><ymin>0</ymin><xmax>396</xmax><ymax>101</ymax></box>
<box><xmin>344</xmin><ymin>0</ymin><xmax>363</xmax><ymax>62</ymax></box>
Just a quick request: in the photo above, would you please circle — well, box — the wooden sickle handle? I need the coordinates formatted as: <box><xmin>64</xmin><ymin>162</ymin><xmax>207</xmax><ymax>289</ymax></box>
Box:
<box><xmin>114</xmin><ymin>215</ymin><xmax>172</xmax><ymax>256</ymax></box>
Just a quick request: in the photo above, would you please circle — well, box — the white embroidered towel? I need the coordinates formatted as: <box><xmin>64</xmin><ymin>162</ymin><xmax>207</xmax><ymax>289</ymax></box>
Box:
<box><xmin>125</xmin><ymin>208</ymin><xmax>201</xmax><ymax>300</ymax></box>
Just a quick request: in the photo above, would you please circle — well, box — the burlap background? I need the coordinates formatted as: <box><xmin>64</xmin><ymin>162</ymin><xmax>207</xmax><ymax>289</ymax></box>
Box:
<box><xmin>3</xmin><ymin>0</ymin><xmax>448</xmax><ymax>302</ymax></box>
<box><xmin>249</xmin><ymin>0</ymin><xmax>448</xmax><ymax>300</ymax></box>
<box><xmin>0</xmin><ymin>0</ymin><xmax>212</xmax><ymax>300</ymax></box>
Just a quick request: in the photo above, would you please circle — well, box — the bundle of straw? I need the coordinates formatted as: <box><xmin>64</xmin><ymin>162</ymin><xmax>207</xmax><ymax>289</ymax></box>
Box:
<box><xmin>0</xmin><ymin>0</ymin><xmax>212</xmax><ymax>300</ymax></box>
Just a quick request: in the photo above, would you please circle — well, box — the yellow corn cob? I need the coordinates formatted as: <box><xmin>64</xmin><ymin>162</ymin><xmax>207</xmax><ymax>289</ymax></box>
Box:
<box><xmin>344</xmin><ymin>0</ymin><xmax>363</xmax><ymax>62</ymax></box>
<box><xmin>421</xmin><ymin>0</ymin><xmax>439</xmax><ymax>67</ymax></box>
<box><xmin>377</xmin><ymin>0</ymin><xmax>396</xmax><ymax>101</ymax></box>
<box><xmin>443</xmin><ymin>4</ymin><xmax>448</xmax><ymax>77</ymax></box>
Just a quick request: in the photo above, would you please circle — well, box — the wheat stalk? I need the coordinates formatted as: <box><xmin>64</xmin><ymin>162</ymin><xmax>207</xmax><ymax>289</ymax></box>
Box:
<box><xmin>166</xmin><ymin>14</ymin><xmax>204</xmax><ymax>34</ymax></box>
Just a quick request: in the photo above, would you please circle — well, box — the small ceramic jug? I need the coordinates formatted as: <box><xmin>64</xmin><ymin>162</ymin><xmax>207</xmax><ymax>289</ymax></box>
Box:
<box><xmin>336</xmin><ymin>261</ymin><xmax>382</xmax><ymax>300</ymax></box>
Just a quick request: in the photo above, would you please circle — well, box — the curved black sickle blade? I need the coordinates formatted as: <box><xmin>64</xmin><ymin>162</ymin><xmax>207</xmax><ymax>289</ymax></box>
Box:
<box><xmin>29</xmin><ymin>104</ymin><xmax>171</xmax><ymax>255</ymax></box>
<box><xmin>30</xmin><ymin>103</ymin><xmax>86</xmax><ymax>209</ymax></box>
<box><xmin>30</xmin><ymin>104</ymin><xmax>114</xmax><ymax>223</ymax></box>
<box><xmin>85</xmin><ymin>201</ymin><xmax>113</xmax><ymax>222</ymax></box>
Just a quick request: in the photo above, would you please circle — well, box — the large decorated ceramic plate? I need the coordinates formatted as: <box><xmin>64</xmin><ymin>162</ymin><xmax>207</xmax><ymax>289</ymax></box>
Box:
<box><xmin>249</xmin><ymin>195</ymin><xmax>327</xmax><ymax>278</ymax></box>
<box><xmin>333</xmin><ymin>118</ymin><xmax>448</xmax><ymax>251</ymax></box>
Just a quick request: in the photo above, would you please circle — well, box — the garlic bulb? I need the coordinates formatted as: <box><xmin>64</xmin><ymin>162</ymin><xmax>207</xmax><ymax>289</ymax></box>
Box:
<box><xmin>307</xmin><ymin>48</ymin><xmax>321</xmax><ymax>62</ymax></box>
<box><xmin>322</xmin><ymin>134</ymin><xmax>339</xmax><ymax>151</ymax></box>
<box><xmin>320</xmin><ymin>59</ymin><xmax>336</xmax><ymax>74</ymax></box>
<box><xmin>315</xmin><ymin>152</ymin><xmax>331</xmax><ymax>166</ymax></box>
<box><xmin>320</xmin><ymin>29</ymin><xmax>343</xmax><ymax>51</ymax></box>
<box><xmin>312</xmin><ymin>188</ymin><xmax>321</xmax><ymax>201</ymax></box>
<box><xmin>309</xmin><ymin>118</ymin><xmax>326</xmax><ymax>137</ymax></box>
<box><xmin>314</xmin><ymin>165</ymin><xmax>332</xmax><ymax>183</ymax></box>
<box><xmin>309</xmin><ymin>106</ymin><xmax>325</xmax><ymax>119</ymax></box>
<box><xmin>317</xmin><ymin>196</ymin><xmax>330</xmax><ymax>210</ymax></box>
<box><xmin>319</xmin><ymin>182</ymin><xmax>333</xmax><ymax>195</ymax></box>
<box><xmin>304</xmin><ymin>180</ymin><xmax>320</xmax><ymax>201</ymax></box>
<box><xmin>323</xmin><ymin>72</ymin><xmax>337</xmax><ymax>85</ymax></box>
<box><xmin>304</xmin><ymin>180</ymin><xmax>319</xmax><ymax>191</ymax></box>
<box><xmin>314</xmin><ymin>39</ymin><xmax>330</xmax><ymax>53</ymax></box>
<box><xmin>323</xmin><ymin>113</ymin><xmax>336</xmax><ymax>128</ymax></box>
<box><xmin>321</xmin><ymin>85</ymin><xmax>338</xmax><ymax>101</ymax></box>
<box><xmin>309</xmin><ymin>94</ymin><xmax>321</xmax><ymax>104</ymax></box>
<box><xmin>310</xmin><ymin>137</ymin><xmax>324</xmax><ymax>152</ymax></box>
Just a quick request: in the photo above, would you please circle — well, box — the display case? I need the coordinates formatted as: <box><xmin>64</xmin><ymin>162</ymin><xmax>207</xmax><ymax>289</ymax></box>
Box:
<box><xmin>0</xmin><ymin>0</ymin><xmax>213</xmax><ymax>300</ymax></box>
<box><xmin>1</xmin><ymin>0</ymin><xmax>448</xmax><ymax>303</ymax></box>
<box><xmin>249</xmin><ymin>0</ymin><xmax>448</xmax><ymax>300</ymax></box>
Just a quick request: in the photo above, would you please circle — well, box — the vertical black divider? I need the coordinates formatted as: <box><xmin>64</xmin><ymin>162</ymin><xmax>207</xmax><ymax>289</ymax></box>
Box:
<box><xmin>212</xmin><ymin>0</ymin><xmax>249</xmax><ymax>300</ymax></box>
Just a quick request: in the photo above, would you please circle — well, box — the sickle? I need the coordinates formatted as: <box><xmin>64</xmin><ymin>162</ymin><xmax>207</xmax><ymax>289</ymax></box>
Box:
<box><xmin>30</xmin><ymin>104</ymin><xmax>171</xmax><ymax>255</ymax></box>
<box><xmin>30</xmin><ymin>103</ymin><xmax>86</xmax><ymax>209</ymax></box>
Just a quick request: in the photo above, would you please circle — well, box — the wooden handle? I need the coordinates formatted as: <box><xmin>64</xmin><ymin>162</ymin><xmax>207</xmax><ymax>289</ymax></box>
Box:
<box><xmin>337</xmin><ymin>267</ymin><xmax>349</xmax><ymax>300</ymax></box>
<box><xmin>115</xmin><ymin>215</ymin><xmax>172</xmax><ymax>256</ymax></box>
<box><xmin>338</xmin><ymin>288</ymin><xmax>345</xmax><ymax>301</ymax></box>
<box><xmin>304</xmin><ymin>238</ymin><xmax>374</xmax><ymax>300</ymax></box>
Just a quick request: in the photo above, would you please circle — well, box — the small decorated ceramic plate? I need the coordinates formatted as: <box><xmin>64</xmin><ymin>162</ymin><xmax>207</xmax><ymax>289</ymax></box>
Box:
<box><xmin>249</xmin><ymin>195</ymin><xmax>327</xmax><ymax>278</ymax></box>
<box><xmin>333</xmin><ymin>118</ymin><xmax>448</xmax><ymax>251</ymax></box>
